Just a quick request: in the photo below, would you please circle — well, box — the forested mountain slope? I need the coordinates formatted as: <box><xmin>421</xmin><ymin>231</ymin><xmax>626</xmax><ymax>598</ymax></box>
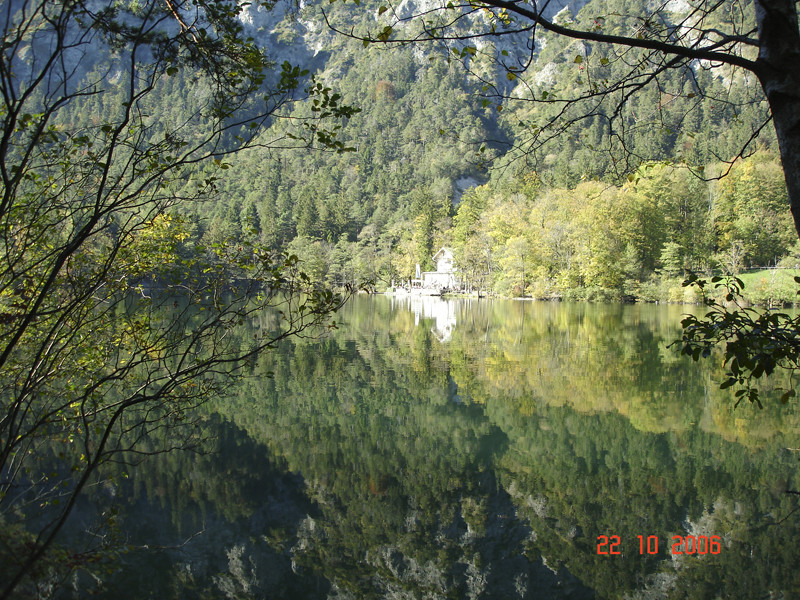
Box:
<box><xmin>76</xmin><ymin>0</ymin><xmax>786</xmax><ymax>298</ymax></box>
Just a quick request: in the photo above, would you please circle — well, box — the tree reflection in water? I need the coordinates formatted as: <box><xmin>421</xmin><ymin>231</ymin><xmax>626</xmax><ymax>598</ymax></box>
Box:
<box><xmin>75</xmin><ymin>297</ymin><xmax>800</xmax><ymax>599</ymax></box>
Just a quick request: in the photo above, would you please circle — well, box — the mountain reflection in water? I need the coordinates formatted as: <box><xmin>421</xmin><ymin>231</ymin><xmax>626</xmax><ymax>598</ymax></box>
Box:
<box><xmin>72</xmin><ymin>296</ymin><xmax>800</xmax><ymax>599</ymax></box>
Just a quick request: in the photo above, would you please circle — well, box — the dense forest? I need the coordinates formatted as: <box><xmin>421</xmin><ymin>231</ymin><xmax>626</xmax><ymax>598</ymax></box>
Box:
<box><xmin>50</xmin><ymin>0</ymin><xmax>792</xmax><ymax>301</ymax></box>
<box><xmin>170</xmin><ymin>0</ymin><xmax>791</xmax><ymax>302</ymax></box>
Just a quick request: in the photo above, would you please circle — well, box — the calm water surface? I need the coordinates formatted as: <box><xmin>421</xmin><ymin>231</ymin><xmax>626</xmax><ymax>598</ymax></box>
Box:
<box><xmin>83</xmin><ymin>296</ymin><xmax>800</xmax><ymax>599</ymax></box>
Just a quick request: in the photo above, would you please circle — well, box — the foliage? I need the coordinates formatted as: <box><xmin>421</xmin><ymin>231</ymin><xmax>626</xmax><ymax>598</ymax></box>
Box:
<box><xmin>294</xmin><ymin>0</ymin><xmax>800</xmax><ymax>300</ymax></box>
<box><xmin>119</xmin><ymin>0</ymin><xmax>794</xmax><ymax>300</ymax></box>
<box><xmin>330</xmin><ymin>0</ymin><xmax>780</xmax><ymax>186</ymax></box>
<box><xmin>0</xmin><ymin>0</ymin><xmax>354</xmax><ymax>596</ymax></box>
<box><xmin>677</xmin><ymin>274</ymin><xmax>800</xmax><ymax>407</ymax></box>
<box><xmin>425</xmin><ymin>156</ymin><xmax>792</xmax><ymax>299</ymax></box>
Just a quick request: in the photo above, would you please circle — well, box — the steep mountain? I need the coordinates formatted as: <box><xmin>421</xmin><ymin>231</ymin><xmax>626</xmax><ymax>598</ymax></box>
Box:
<box><xmin>181</xmin><ymin>0</ymin><xmax>778</xmax><ymax>292</ymax></box>
<box><xmin>53</xmin><ymin>0</ymin><xmax>783</xmax><ymax>295</ymax></box>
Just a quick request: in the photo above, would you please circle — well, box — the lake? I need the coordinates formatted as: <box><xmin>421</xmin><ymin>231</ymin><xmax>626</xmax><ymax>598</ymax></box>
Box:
<box><xmin>76</xmin><ymin>295</ymin><xmax>800</xmax><ymax>599</ymax></box>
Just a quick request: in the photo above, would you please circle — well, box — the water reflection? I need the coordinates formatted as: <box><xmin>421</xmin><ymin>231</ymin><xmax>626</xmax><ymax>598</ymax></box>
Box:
<box><xmin>391</xmin><ymin>295</ymin><xmax>459</xmax><ymax>342</ymax></box>
<box><xmin>72</xmin><ymin>297</ymin><xmax>800</xmax><ymax>599</ymax></box>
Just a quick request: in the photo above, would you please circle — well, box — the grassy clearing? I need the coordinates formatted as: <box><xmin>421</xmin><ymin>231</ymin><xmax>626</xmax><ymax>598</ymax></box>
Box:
<box><xmin>737</xmin><ymin>269</ymin><xmax>800</xmax><ymax>305</ymax></box>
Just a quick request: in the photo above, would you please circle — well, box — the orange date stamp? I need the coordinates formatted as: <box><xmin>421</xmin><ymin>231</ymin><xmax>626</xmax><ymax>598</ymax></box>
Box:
<box><xmin>597</xmin><ymin>534</ymin><xmax>722</xmax><ymax>555</ymax></box>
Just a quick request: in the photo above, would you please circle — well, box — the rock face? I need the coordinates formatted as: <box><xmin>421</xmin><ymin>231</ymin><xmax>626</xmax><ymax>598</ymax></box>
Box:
<box><xmin>386</xmin><ymin>0</ymin><xmax>588</xmax><ymax>21</ymax></box>
<box><xmin>235</xmin><ymin>0</ymin><xmax>594</xmax><ymax>84</ymax></box>
<box><xmin>13</xmin><ymin>0</ymin><xmax>595</xmax><ymax>121</ymax></box>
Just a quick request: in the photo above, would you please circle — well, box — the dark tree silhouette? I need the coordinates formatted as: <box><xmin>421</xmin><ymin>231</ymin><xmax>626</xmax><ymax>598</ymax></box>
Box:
<box><xmin>0</xmin><ymin>1</ymin><xmax>355</xmax><ymax>596</ymax></box>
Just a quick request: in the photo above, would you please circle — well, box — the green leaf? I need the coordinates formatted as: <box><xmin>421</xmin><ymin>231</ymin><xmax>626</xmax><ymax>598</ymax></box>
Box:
<box><xmin>506</xmin><ymin>72</ymin><xmax>517</xmax><ymax>81</ymax></box>
<box><xmin>599</xmin><ymin>57</ymin><xmax>609</xmax><ymax>65</ymax></box>
<box><xmin>377</xmin><ymin>5</ymin><xmax>388</xmax><ymax>15</ymax></box>
<box><xmin>573</xmin><ymin>55</ymin><xmax>583</xmax><ymax>64</ymax></box>
<box><xmin>377</xmin><ymin>25</ymin><xmax>393</xmax><ymax>41</ymax></box>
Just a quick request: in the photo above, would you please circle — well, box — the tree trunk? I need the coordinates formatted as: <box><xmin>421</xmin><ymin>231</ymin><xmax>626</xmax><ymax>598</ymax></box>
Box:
<box><xmin>755</xmin><ymin>0</ymin><xmax>800</xmax><ymax>240</ymax></box>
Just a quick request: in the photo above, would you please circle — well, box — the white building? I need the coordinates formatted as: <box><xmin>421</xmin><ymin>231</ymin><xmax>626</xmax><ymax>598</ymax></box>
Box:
<box><xmin>422</xmin><ymin>247</ymin><xmax>460</xmax><ymax>290</ymax></box>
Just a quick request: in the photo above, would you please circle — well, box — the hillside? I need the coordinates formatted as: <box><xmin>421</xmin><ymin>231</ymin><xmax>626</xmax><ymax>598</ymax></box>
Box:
<box><xmin>63</xmin><ymin>0</ymin><xmax>787</xmax><ymax>299</ymax></box>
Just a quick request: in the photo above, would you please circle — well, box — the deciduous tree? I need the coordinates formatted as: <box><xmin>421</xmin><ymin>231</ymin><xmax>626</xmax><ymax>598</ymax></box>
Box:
<box><xmin>0</xmin><ymin>0</ymin><xmax>354</xmax><ymax>595</ymax></box>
